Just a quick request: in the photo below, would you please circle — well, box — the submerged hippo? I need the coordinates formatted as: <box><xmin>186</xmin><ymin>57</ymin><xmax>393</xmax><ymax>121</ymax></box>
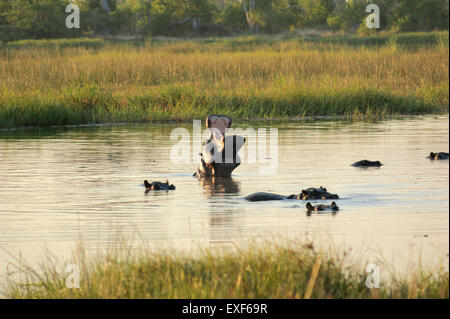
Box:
<box><xmin>351</xmin><ymin>160</ymin><xmax>383</xmax><ymax>167</ymax></box>
<box><xmin>144</xmin><ymin>180</ymin><xmax>176</xmax><ymax>193</ymax></box>
<box><xmin>427</xmin><ymin>152</ymin><xmax>449</xmax><ymax>160</ymax></box>
<box><xmin>306</xmin><ymin>201</ymin><xmax>339</xmax><ymax>212</ymax></box>
<box><xmin>299</xmin><ymin>187</ymin><xmax>340</xmax><ymax>200</ymax></box>
<box><xmin>195</xmin><ymin>115</ymin><xmax>246</xmax><ymax>178</ymax></box>
<box><xmin>244</xmin><ymin>192</ymin><xmax>288</xmax><ymax>202</ymax></box>
<box><xmin>244</xmin><ymin>187</ymin><xmax>340</xmax><ymax>202</ymax></box>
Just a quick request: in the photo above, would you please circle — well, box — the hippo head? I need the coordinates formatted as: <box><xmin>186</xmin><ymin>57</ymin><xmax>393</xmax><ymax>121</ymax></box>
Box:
<box><xmin>144</xmin><ymin>180</ymin><xmax>176</xmax><ymax>193</ymax></box>
<box><xmin>207</xmin><ymin>114</ymin><xmax>232</xmax><ymax>138</ymax></box>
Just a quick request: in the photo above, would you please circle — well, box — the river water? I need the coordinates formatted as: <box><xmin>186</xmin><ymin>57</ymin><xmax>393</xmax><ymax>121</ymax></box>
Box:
<box><xmin>0</xmin><ymin>115</ymin><xmax>448</xmax><ymax>287</ymax></box>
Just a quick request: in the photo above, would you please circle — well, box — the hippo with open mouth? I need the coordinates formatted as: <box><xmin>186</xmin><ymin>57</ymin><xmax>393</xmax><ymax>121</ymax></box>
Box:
<box><xmin>244</xmin><ymin>187</ymin><xmax>339</xmax><ymax>202</ymax></box>
<box><xmin>144</xmin><ymin>180</ymin><xmax>176</xmax><ymax>193</ymax></box>
<box><xmin>351</xmin><ymin>160</ymin><xmax>383</xmax><ymax>167</ymax></box>
<box><xmin>427</xmin><ymin>152</ymin><xmax>449</xmax><ymax>160</ymax></box>
<box><xmin>194</xmin><ymin>115</ymin><xmax>246</xmax><ymax>178</ymax></box>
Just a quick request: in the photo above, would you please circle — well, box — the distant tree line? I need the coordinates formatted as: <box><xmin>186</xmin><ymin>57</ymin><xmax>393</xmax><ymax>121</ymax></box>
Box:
<box><xmin>0</xmin><ymin>0</ymin><xmax>448</xmax><ymax>41</ymax></box>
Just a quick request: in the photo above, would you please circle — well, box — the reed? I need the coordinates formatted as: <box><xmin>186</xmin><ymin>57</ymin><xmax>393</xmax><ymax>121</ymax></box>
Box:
<box><xmin>5</xmin><ymin>240</ymin><xmax>448</xmax><ymax>299</ymax></box>
<box><xmin>0</xmin><ymin>32</ymin><xmax>448</xmax><ymax>128</ymax></box>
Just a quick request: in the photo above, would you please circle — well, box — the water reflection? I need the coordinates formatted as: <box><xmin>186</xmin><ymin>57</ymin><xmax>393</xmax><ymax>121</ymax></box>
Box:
<box><xmin>199</xmin><ymin>177</ymin><xmax>241</xmax><ymax>197</ymax></box>
<box><xmin>208</xmin><ymin>208</ymin><xmax>244</xmax><ymax>245</ymax></box>
<box><xmin>306</xmin><ymin>210</ymin><xmax>339</xmax><ymax>217</ymax></box>
<box><xmin>198</xmin><ymin>177</ymin><xmax>242</xmax><ymax>245</ymax></box>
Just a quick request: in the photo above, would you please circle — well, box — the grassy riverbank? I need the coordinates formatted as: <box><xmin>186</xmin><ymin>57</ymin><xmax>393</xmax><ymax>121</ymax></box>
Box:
<box><xmin>5</xmin><ymin>241</ymin><xmax>449</xmax><ymax>299</ymax></box>
<box><xmin>0</xmin><ymin>32</ymin><xmax>448</xmax><ymax>129</ymax></box>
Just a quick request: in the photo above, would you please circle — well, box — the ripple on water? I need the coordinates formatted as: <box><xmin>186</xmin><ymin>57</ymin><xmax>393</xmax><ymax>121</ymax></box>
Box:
<box><xmin>0</xmin><ymin>115</ymin><xmax>448</xmax><ymax>275</ymax></box>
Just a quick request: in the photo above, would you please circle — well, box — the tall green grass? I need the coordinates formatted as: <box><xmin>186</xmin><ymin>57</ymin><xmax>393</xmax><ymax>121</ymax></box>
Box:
<box><xmin>2</xmin><ymin>31</ymin><xmax>447</xmax><ymax>50</ymax></box>
<box><xmin>5</xmin><ymin>241</ymin><xmax>448</xmax><ymax>299</ymax></box>
<box><xmin>0</xmin><ymin>32</ymin><xmax>448</xmax><ymax>128</ymax></box>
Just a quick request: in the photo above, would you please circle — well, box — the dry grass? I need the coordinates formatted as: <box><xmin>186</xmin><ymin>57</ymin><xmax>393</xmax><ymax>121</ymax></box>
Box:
<box><xmin>0</xmin><ymin>32</ymin><xmax>448</xmax><ymax>128</ymax></box>
<box><xmin>4</xmin><ymin>240</ymin><xmax>448</xmax><ymax>299</ymax></box>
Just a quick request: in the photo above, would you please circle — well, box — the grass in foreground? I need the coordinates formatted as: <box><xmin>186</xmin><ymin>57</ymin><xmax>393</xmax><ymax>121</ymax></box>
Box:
<box><xmin>0</xmin><ymin>32</ymin><xmax>448</xmax><ymax>128</ymax></box>
<box><xmin>5</xmin><ymin>241</ymin><xmax>449</xmax><ymax>299</ymax></box>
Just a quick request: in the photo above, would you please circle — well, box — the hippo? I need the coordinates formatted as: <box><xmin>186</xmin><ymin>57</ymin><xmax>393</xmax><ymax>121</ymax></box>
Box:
<box><xmin>306</xmin><ymin>201</ymin><xmax>339</xmax><ymax>212</ymax></box>
<box><xmin>427</xmin><ymin>152</ymin><xmax>449</xmax><ymax>160</ymax></box>
<box><xmin>144</xmin><ymin>180</ymin><xmax>175</xmax><ymax>193</ymax></box>
<box><xmin>351</xmin><ymin>160</ymin><xmax>383</xmax><ymax>167</ymax></box>
<box><xmin>299</xmin><ymin>187</ymin><xmax>340</xmax><ymax>200</ymax></box>
<box><xmin>195</xmin><ymin>115</ymin><xmax>246</xmax><ymax>178</ymax></box>
<box><xmin>244</xmin><ymin>192</ymin><xmax>287</xmax><ymax>202</ymax></box>
<box><xmin>244</xmin><ymin>187</ymin><xmax>339</xmax><ymax>202</ymax></box>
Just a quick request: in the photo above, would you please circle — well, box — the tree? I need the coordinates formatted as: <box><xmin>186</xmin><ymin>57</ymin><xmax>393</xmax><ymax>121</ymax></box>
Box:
<box><xmin>101</xmin><ymin>0</ymin><xmax>111</xmax><ymax>12</ymax></box>
<box><xmin>1</xmin><ymin>0</ymin><xmax>449</xmax><ymax>41</ymax></box>
<box><xmin>182</xmin><ymin>0</ymin><xmax>218</xmax><ymax>31</ymax></box>
<box><xmin>3</xmin><ymin>0</ymin><xmax>74</xmax><ymax>38</ymax></box>
<box><xmin>390</xmin><ymin>0</ymin><xmax>449</xmax><ymax>32</ymax></box>
<box><xmin>242</xmin><ymin>0</ymin><xmax>256</xmax><ymax>33</ymax></box>
<box><xmin>148</xmin><ymin>0</ymin><xmax>152</xmax><ymax>28</ymax></box>
<box><xmin>223</xmin><ymin>1</ymin><xmax>248</xmax><ymax>32</ymax></box>
<box><xmin>295</xmin><ymin>0</ymin><xmax>333</xmax><ymax>27</ymax></box>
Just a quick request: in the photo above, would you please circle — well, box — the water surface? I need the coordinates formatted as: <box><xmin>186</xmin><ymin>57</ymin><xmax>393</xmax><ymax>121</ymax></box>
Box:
<box><xmin>0</xmin><ymin>115</ymin><xmax>448</xmax><ymax>285</ymax></box>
